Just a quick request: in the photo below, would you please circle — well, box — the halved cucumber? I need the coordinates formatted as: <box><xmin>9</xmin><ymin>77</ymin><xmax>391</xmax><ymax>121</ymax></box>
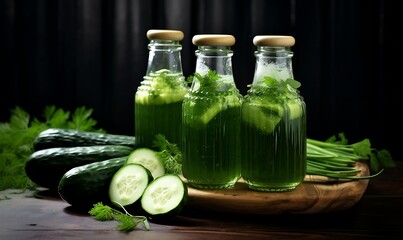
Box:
<box><xmin>141</xmin><ymin>174</ymin><xmax>187</xmax><ymax>217</ymax></box>
<box><xmin>126</xmin><ymin>148</ymin><xmax>165</xmax><ymax>179</ymax></box>
<box><xmin>109</xmin><ymin>163</ymin><xmax>153</xmax><ymax>208</ymax></box>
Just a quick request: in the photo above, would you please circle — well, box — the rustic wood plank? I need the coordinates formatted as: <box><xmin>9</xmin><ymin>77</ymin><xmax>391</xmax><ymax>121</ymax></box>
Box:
<box><xmin>185</xmin><ymin>162</ymin><xmax>369</xmax><ymax>214</ymax></box>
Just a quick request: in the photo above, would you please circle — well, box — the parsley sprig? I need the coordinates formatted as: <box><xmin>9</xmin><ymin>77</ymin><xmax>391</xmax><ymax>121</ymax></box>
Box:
<box><xmin>153</xmin><ymin>134</ymin><xmax>182</xmax><ymax>175</ymax></box>
<box><xmin>187</xmin><ymin>70</ymin><xmax>221</xmax><ymax>91</ymax></box>
<box><xmin>250</xmin><ymin>76</ymin><xmax>302</xmax><ymax>103</ymax></box>
<box><xmin>88</xmin><ymin>202</ymin><xmax>149</xmax><ymax>232</ymax></box>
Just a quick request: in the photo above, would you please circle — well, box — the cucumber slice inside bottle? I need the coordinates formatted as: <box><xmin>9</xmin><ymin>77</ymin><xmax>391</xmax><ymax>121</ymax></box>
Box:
<box><xmin>192</xmin><ymin>95</ymin><xmax>241</xmax><ymax>127</ymax></box>
<box><xmin>242</xmin><ymin>102</ymin><xmax>284</xmax><ymax>134</ymax></box>
<box><xmin>286</xmin><ymin>100</ymin><xmax>303</xmax><ymax>120</ymax></box>
<box><xmin>109</xmin><ymin>163</ymin><xmax>153</xmax><ymax>207</ymax></box>
<box><xmin>198</xmin><ymin>102</ymin><xmax>223</xmax><ymax>125</ymax></box>
<box><xmin>126</xmin><ymin>148</ymin><xmax>165</xmax><ymax>179</ymax></box>
<box><xmin>141</xmin><ymin>174</ymin><xmax>188</xmax><ymax>217</ymax></box>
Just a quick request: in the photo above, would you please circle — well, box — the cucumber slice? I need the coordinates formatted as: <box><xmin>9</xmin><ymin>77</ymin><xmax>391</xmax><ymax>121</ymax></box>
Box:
<box><xmin>286</xmin><ymin>100</ymin><xmax>303</xmax><ymax>120</ymax></box>
<box><xmin>197</xmin><ymin>96</ymin><xmax>241</xmax><ymax>125</ymax></box>
<box><xmin>126</xmin><ymin>148</ymin><xmax>165</xmax><ymax>179</ymax></box>
<box><xmin>225</xmin><ymin>94</ymin><xmax>242</xmax><ymax>108</ymax></box>
<box><xmin>109</xmin><ymin>163</ymin><xmax>153</xmax><ymax>207</ymax></box>
<box><xmin>198</xmin><ymin>102</ymin><xmax>223</xmax><ymax>125</ymax></box>
<box><xmin>242</xmin><ymin>102</ymin><xmax>284</xmax><ymax>134</ymax></box>
<box><xmin>141</xmin><ymin>174</ymin><xmax>188</xmax><ymax>217</ymax></box>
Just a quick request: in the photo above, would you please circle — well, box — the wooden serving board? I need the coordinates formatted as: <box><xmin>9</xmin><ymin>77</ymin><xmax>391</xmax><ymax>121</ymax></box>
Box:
<box><xmin>184</xmin><ymin>162</ymin><xmax>369</xmax><ymax>215</ymax></box>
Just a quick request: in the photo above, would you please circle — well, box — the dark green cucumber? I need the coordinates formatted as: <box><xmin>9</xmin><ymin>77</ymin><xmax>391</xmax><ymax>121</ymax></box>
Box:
<box><xmin>25</xmin><ymin>145</ymin><xmax>134</xmax><ymax>190</ymax></box>
<box><xmin>58</xmin><ymin>157</ymin><xmax>127</xmax><ymax>210</ymax></box>
<box><xmin>33</xmin><ymin>128</ymin><xmax>137</xmax><ymax>151</ymax></box>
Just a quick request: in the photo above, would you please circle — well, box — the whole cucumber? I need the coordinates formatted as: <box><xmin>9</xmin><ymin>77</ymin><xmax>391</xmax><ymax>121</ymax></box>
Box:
<box><xmin>25</xmin><ymin>145</ymin><xmax>133</xmax><ymax>190</ymax></box>
<box><xmin>33</xmin><ymin>128</ymin><xmax>137</xmax><ymax>151</ymax></box>
<box><xmin>58</xmin><ymin>157</ymin><xmax>127</xmax><ymax>210</ymax></box>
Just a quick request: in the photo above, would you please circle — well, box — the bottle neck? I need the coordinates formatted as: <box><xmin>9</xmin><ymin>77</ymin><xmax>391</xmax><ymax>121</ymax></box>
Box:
<box><xmin>252</xmin><ymin>46</ymin><xmax>294</xmax><ymax>85</ymax></box>
<box><xmin>146</xmin><ymin>40</ymin><xmax>183</xmax><ymax>75</ymax></box>
<box><xmin>195</xmin><ymin>46</ymin><xmax>234</xmax><ymax>76</ymax></box>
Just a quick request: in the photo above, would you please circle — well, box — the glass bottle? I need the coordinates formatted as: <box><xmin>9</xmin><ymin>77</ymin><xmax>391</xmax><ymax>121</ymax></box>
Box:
<box><xmin>241</xmin><ymin>35</ymin><xmax>307</xmax><ymax>192</ymax></box>
<box><xmin>135</xmin><ymin>29</ymin><xmax>188</xmax><ymax>149</ymax></box>
<box><xmin>182</xmin><ymin>34</ymin><xmax>243</xmax><ymax>189</ymax></box>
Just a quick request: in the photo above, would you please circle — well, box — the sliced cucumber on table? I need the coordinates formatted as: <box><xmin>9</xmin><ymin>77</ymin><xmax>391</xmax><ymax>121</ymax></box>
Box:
<box><xmin>126</xmin><ymin>148</ymin><xmax>165</xmax><ymax>179</ymax></box>
<box><xmin>141</xmin><ymin>174</ymin><xmax>188</xmax><ymax>218</ymax></box>
<box><xmin>109</xmin><ymin>163</ymin><xmax>153</xmax><ymax>208</ymax></box>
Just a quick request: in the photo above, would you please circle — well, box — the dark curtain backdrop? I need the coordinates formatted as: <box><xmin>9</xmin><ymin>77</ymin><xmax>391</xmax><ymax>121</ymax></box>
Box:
<box><xmin>0</xmin><ymin>0</ymin><xmax>401</xmax><ymax>159</ymax></box>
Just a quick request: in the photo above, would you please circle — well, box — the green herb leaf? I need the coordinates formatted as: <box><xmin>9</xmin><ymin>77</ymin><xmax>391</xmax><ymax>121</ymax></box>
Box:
<box><xmin>68</xmin><ymin>106</ymin><xmax>101</xmax><ymax>131</ymax></box>
<box><xmin>285</xmin><ymin>78</ymin><xmax>301</xmax><ymax>89</ymax></box>
<box><xmin>376</xmin><ymin>149</ymin><xmax>395</xmax><ymax>168</ymax></box>
<box><xmin>88</xmin><ymin>202</ymin><xmax>115</xmax><ymax>221</ymax></box>
<box><xmin>88</xmin><ymin>202</ymin><xmax>149</xmax><ymax>232</ymax></box>
<box><xmin>43</xmin><ymin>105</ymin><xmax>70</xmax><ymax>128</ymax></box>
<box><xmin>188</xmin><ymin>70</ymin><xmax>221</xmax><ymax>92</ymax></box>
<box><xmin>115</xmin><ymin>214</ymin><xmax>139</xmax><ymax>232</ymax></box>
<box><xmin>251</xmin><ymin>76</ymin><xmax>301</xmax><ymax>104</ymax></box>
<box><xmin>153</xmin><ymin>134</ymin><xmax>182</xmax><ymax>174</ymax></box>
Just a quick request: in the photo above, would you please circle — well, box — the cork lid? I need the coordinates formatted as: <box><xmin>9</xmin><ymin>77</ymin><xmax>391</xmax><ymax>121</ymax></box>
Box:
<box><xmin>147</xmin><ymin>29</ymin><xmax>184</xmax><ymax>41</ymax></box>
<box><xmin>253</xmin><ymin>36</ymin><xmax>295</xmax><ymax>47</ymax></box>
<box><xmin>192</xmin><ymin>34</ymin><xmax>236</xmax><ymax>46</ymax></box>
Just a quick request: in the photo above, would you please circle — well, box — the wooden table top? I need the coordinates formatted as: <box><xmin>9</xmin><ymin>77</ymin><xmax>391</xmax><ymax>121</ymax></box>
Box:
<box><xmin>1</xmin><ymin>161</ymin><xmax>402</xmax><ymax>240</ymax></box>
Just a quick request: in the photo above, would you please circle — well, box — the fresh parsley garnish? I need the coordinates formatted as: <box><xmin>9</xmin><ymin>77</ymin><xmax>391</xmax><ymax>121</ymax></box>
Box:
<box><xmin>187</xmin><ymin>70</ymin><xmax>225</xmax><ymax>92</ymax></box>
<box><xmin>153</xmin><ymin>134</ymin><xmax>182</xmax><ymax>175</ymax></box>
<box><xmin>88</xmin><ymin>202</ymin><xmax>149</xmax><ymax>232</ymax></box>
<box><xmin>249</xmin><ymin>76</ymin><xmax>302</xmax><ymax>104</ymax></box>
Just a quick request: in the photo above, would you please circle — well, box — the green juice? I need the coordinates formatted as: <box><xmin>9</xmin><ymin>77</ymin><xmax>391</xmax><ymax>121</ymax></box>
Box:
<box><xmin>241</xmin><ymin>93</ymin><xmax>307</xmax><ymax>192</ymax></box>
<box><xmin>135</xmin><ymin>100</ymin><xmax>184</xmax><ymax>149</ymax></box>
<box><xmin>242</xmin><ymin>35</ymin><xmax>306</xmax><ymax>192</ymax></box>
<box><xmin>135</xmin><ymin>70</ymin><xmax>188</xmax><ymax>149</ymax></box>
<box><xmin>184</xmin><ymin>35</ymin><xmax>241</xmax><ymax>189</ymax></box>
<box><xmin>182</xmin><ymin>79</ymin><xmax>242</xmax><ymax>189</ymax></box>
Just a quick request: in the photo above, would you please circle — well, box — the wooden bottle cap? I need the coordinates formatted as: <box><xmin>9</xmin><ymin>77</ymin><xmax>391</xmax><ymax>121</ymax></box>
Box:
<box><xmin>192</xmin><ymin>34</ymin><xmax>236</xmax><ymax>46</ymax></box>
<box><xmin>253</xmin><ymin>35</ymin><xmax>295</xmax><ymax>47</ymax></box>
<box><xmin>147</xmin><ymin>29</ymin><xmax>184</xmax><ymax>41</ymax></box>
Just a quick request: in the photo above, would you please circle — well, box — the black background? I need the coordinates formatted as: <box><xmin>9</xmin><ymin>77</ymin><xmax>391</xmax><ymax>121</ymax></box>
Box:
<box><xmin>1</xmin><ymin>0</ymin><xmax>401</xmax><ymax>160</ymax></box>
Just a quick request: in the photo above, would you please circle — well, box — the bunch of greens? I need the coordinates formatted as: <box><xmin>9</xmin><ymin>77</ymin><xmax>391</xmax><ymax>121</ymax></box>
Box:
<box><xmin>0</xmin><ymin>105</ymin><xmax>104</xmax><ymax>191</ymax></box>
<box><xmin>248</xmin><ymin>76</ymin><xmax>302</xmax><ymax>103</ymax></box>
<box><xmin>307</xmin><ymin>133</ymin><xmax>395</xmax><ymax>180</ymax></box>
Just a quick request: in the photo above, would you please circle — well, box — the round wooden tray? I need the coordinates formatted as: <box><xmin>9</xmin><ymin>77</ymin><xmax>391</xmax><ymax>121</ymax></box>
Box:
<box><xmin>184</xmin><ymin>162</ymin><xmax>369</xmax><ymax>215</ymax></box>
